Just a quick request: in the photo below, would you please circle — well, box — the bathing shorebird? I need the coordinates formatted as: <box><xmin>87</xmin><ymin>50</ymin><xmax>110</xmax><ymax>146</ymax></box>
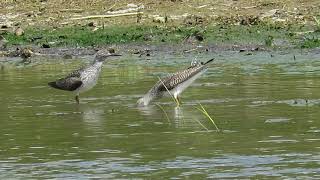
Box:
<box><xmin>137</xmin><ymin>58</ymin><xmax>214</xmax><ymax>106</ymax></box>
<box><xmin>48</xmin><ymin>50</ymin><xmax>121</xmax><ymax>104</ymax></box>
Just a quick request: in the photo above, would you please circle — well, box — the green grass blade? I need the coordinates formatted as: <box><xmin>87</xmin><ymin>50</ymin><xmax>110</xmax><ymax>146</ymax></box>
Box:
<box><xmin>192</xmin><ymin>118</ymin><xmax>209</xmax><ymax>132</ymax></box>
<box><xmin>157</xmin><ymin>76</ymin><xmax>180</xmax><ymax>106</ymax></box>
<box><xmin>155</xmin><ymin>103</ymin><xmax>171</xmax><ymax>123</ymax></box>
<box><xmin>196</xmin><ymin>102</ymin><xmax>220</xmax><ymax>132</ymax></box>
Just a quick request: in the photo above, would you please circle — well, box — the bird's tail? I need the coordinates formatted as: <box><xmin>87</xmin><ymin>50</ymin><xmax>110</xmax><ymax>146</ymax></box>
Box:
<box><xmin>48</xmin><ymin>81</ymin><xmax>59</xmax><ymax>89</ymax></box>
<box><xmin>203</xmin><ymin>58</ymin><xmax>214</xmax><ymax>65</ymax></box>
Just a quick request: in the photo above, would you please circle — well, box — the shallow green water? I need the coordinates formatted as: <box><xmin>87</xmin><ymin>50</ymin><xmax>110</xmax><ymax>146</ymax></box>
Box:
<box><xmin>1</xmin><ymin>51</ymin><xmax>320</xmax><ymax>179</ymax></box>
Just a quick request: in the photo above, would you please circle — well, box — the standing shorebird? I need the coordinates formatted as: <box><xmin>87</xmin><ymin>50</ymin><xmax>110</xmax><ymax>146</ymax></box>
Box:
<box><xmin>48</xmin><ymin>50</ymin><xmax>121</xmax><ymax>104</ymax></box>
<box><xmin>137</xmin><ymin>58</ymin><xmax>214</xmax><ymax>106</ymax></box>
<box><xmin>19</xmin><ymin>47</ymin><xmax>33</xmax><ymax>63</ymax></box>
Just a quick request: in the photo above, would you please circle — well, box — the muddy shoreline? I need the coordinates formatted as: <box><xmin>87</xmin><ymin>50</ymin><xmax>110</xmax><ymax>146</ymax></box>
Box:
<box><xmin>1</xmin><ymin>0</ymin><xmax>319</xmax><ymax>58</ymax></box>
<box><xmin>1</xmin><ymin>42</ymin><xmax>319</xmax><ymax>63</ymax></box>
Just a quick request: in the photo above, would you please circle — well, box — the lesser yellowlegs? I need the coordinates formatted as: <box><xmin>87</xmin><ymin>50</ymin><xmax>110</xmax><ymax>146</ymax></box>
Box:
<box><xmin>48</xmin><ymin>50</ymin><xmax>121</xmax><ymax>104</ymax></box>
<box><xmin>20</xmin><ymin>48</ymin><xmax>33</xmax><ymax>63</ymax></box>
<box><xmin>137</xmin><ymin>58</ymin><xmax>214</xmax><ymax>106</ymax></box>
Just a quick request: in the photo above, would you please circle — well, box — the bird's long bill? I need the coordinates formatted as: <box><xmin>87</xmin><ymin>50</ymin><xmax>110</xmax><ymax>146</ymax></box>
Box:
<box><xmin>102</xmin><ymin>53</ymin><xmax>121</xmax><ymax>61</ymax></box>
<box><xmin>204</xmin><ymin>58</ymin><xmax>214</xmax><ymax>65</ymax></box>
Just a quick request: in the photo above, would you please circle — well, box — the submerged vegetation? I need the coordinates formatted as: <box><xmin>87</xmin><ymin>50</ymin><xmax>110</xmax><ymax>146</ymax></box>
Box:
<box><xmin>196</xmin><ymin>102</ymin><xmax>219</xmax><ymax>132</ymax></box>
<box><xmin>156</xmin><ymin>76</ymin><xmax>219</xmax><ymax>132</ymax></box>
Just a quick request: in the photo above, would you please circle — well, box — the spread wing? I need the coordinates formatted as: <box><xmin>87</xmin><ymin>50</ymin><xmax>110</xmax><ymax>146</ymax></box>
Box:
<box><xmin>48</xmin><ymin>69</ymin><xmax>83</xmax><ymax>91</ymax></box>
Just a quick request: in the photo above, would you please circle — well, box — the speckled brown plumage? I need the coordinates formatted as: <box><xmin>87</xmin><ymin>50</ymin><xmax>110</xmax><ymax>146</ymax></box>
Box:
<box><xmin>48</xmin><ymin>69</ymin><xmax>83</xmax><ymax>91</ymax></box>
<box><xmin>48</xmin><ymin>50</ymin><xmax>121</xmax><ymax>104</ymax></box>
<box><xmin>155</xmin><ymin>58</ymin><xmax>213</xmax><ymax>94</ymax></box>
<box><xmin>137</xmin><ymin>58</ymin><xmax>214</xmax><ymax>106</ymax></box>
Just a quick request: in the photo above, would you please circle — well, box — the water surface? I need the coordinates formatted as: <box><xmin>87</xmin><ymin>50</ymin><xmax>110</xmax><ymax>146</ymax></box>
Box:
<box><xmin>1</xmin><ymin>51</ymin><xmax>320</xmax><ymax>179</ymax></box>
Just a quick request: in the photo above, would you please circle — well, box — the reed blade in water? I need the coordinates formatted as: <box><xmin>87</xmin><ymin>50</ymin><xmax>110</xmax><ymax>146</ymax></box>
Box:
<box><xmin>155</xmin><ymin>103</ymin><xmax>171</xmax><ymax>123</ymax></box>
<box><xmin>192</xmin><ymin>117</ymin><xmax>209</xmax><ymax>132</ymax></box>
<box><xmin>195</xmin><ymin>102</ymin><xmax>220</xmax><ymax>132</ymax></box>
<box><xmin>157</xmin><ymin>76</ymin><xmax>180</xmax><ymax>106</ymax></box>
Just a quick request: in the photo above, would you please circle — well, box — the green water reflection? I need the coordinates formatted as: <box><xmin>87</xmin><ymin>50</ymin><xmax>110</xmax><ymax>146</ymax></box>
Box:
<box><xmin>0</xmin><ymin>52</ymin><xmax>320</xmax><ymax>179</ymax></box>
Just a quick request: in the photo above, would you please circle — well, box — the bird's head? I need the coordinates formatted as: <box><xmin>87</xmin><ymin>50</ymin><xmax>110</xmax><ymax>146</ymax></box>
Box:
<box><xmin>137</xmin><ymin>94</ymin><xmax>155</xmax><ymax>107</ymax></box>
<box><xmin>94</xmin><ymin>49</ymin><xmax>121</xmax><ymax>62</ymax></box>
<box><xmin>137</xmin><ymin>97</ymin><xmax>148</xmax><ymax>107</ymax></box>
<box><xmin>137</xmin><ymin>97</ymin><xmax>147</xmax><ymax>107</ymax></box>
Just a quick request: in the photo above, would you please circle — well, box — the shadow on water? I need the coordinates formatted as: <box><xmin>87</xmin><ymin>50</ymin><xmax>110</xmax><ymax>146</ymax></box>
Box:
<box><xmin>0</xmin><ymin>51</ymin><xmax>320</xmax><ymax>178</ymax></box>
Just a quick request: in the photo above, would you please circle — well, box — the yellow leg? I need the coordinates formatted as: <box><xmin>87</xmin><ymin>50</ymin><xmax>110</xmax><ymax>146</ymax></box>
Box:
<box><xmin>175</xmin><ymin>96</ymin><xmax>181</xmax><ymax>107</ymax></box>
<box><xmin>75</xmin><ymin>95</ymin><xmax>80</xmax><ymax>104</ymax></box>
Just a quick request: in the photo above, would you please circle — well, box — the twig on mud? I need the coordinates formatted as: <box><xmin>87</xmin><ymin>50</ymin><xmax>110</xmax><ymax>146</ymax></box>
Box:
<box><xmin>107</xmin><ymin>3</ymin><xmax>117</xmax><ymax>12</ymax></box>
<box><xmin>314</xmin><ymin>16</ymin><xmax>320</xmax><ymax>24</ymax></box>
<box><xmin>241</xmin><ymin>6</ymin><xmax>257</xmax><ymax>9</ymax></box>
<box><xmin>60</xmin><ymin>9</ymin><xmax>84</xmax><ymax>13</ymax></box>
<box><xmin>294</xmin><ymin>31</ymin><xmax>315</xmax><ymax>35</ymax></box>
<box><xmin>69</xmin><ymin>12</ymin><xmax>143</xmax><ymax>20</ymax></box>
<box><xmin>183</xmin><ymin>48</ymin><xmax>198</xmax><ymax>53</ymax></box>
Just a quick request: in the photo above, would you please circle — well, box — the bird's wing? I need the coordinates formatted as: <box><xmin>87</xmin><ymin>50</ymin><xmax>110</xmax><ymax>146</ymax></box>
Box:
<box><xmin>48</xmin><ymin>69</ymin><xmax>83</xmax><ymax>91</ymax></box>
<box><xmin>65</xmin><ymin>68</ymin><xmax>83</xmax><ymax>79</ymax></box>
<box><xmin>157</xmin><ymin>66</ymin><xmax>203</xmax><ymax>91</ymax></box>
<box><xmin>48</xmin><ymin>77</ymin><xmax>82</xmax><ymax>91</ymax></box>
<box><xmin>157</xmin><ymin>58</ymin><xmax>214</xmax><ymax>92</ymax></box>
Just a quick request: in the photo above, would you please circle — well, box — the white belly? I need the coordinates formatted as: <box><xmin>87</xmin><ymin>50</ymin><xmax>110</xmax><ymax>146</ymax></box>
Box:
<box><xmin>169</xmin><ymin>70</ymin><xmax>206</xmax><ymax>98</ymax></box>
<box><xmin>77</xmin><ymin>69</ymin><xmax>101</xmax><ymax>94</ymax></box>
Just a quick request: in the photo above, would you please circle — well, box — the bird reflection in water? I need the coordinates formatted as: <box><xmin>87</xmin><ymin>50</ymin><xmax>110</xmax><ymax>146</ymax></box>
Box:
<box><xmin>76</xmin><ymin>104</ymin><xmax>105</xmax><ymax>131</ymax></box>
<box><xmin>136</xmin><ymin>104</ymin><xmax>159</xmax><ymax>116</ymax></box>
<box><xmin>137</xmin><ymin>104</ymin><xmax>207</xmax><ymax>130</ymax></box>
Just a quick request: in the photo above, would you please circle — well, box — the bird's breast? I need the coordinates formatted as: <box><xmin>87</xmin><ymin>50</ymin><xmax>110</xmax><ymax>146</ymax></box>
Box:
<box><xmin>78</xmin><ymin>67</ymin><xmax>101</xmax><ymax>93</ymax></box>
